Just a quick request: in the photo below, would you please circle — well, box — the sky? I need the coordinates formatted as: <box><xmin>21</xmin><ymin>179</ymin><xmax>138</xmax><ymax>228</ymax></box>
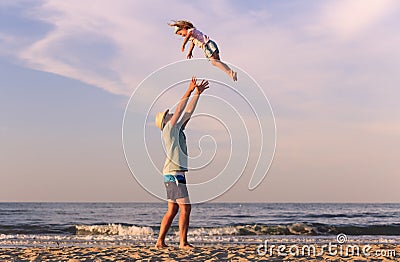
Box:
<box><xmin>1</xmin><ymin>0</ymin><xmax>399</xmax><ymax>202</ymax></box>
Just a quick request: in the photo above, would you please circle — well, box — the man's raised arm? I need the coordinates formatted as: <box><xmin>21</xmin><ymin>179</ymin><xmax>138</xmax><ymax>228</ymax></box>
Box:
<box><xmin>180</xmin><ymin>79</ymin><xmax>209</xmax><ymax>129</ymax></box>
<box><xmin>169</xmin><ymin>77</ymin><xmax>198</xmax><ymax>127</ymax></box>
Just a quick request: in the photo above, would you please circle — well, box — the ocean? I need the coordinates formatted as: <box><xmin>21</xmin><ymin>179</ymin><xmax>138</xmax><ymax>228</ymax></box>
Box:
<box><xmin>0</xmin><ymin>203</ymin><xmax>399</xmax><ymax>247</ymax></box>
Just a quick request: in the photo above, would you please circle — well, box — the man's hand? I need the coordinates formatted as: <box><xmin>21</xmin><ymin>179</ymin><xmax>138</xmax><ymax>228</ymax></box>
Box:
<box><xmin>196</xmin><ymin>79</ymin><xmax>209</xmax><ymax>94</ymax></box>
<box><xmin>186</xmin><ymin>52</ymin><xmax>193</xmax><ymax>59</ymax></box>
<box><xmin>181</xmin><ymin>45</ymin><xmax>185</xmax><ymax>52</ymax></box>
<box><xmin>188</xmin><ymin>76</ymin><xmax>198</xmax><ymax>93</ymax></box>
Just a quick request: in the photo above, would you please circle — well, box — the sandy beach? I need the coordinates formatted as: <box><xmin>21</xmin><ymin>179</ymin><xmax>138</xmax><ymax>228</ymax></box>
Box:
<box><xmin>1</xmin><ymin>203</ymin><xmax>399</xmax><ymax>261</ymax></box>
<box><xmin>1</xmin><ymin>243</ymin><xmax>399</xmax><ymax>261</ymax></box>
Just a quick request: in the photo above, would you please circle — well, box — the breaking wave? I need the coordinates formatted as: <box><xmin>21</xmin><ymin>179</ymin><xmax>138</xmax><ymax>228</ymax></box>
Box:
<box><xmin>1</xmin><ymin>223</ymin><xmax>399</xmax><ymax>236</ymax></box>
<box><xmin>74</xmin><ymin>224</ymin><xmax>153</xmax><ymax>236</ymax></box>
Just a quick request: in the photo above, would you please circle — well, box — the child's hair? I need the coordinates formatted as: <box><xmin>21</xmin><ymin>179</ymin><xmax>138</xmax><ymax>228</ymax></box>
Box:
<box><xmin>168</xmin><ymin>20</ymin><xmax>195</xmax><ymax>32</ymax></box>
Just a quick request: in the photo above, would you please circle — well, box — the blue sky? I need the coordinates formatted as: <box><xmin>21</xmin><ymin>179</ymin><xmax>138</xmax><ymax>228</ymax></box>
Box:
<box><xmin>1</xmin><ymin>0</ymin><xmax>400</xmax><ymax>202</ymax></box>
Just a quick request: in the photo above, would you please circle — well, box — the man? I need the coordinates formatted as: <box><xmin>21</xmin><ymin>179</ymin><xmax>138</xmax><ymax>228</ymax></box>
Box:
<box><xmin>155</xmin><ymin>77</ymin><xmax>209</xmax><ymax>249</ymax></box>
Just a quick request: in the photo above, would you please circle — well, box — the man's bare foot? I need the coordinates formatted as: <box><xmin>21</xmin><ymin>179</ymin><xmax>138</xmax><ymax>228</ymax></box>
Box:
<box><xmin>179</xmin><ymin>243</ymin><xmax>194</xmax><ymax>249</ymax></box>
<box><xmin>155</xmin><ymin>242</ymin><xmax>169</xmax><ymax>249</ymax></box>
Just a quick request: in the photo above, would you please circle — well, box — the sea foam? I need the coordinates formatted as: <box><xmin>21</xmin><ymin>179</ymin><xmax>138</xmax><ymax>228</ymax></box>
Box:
<box><xmin>74</xmin><ymin>224</ymin><xmax>153</xmax><ymax>236</ymax></box>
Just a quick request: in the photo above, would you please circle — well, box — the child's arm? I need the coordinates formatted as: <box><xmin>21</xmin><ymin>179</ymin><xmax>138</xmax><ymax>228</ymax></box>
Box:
<box><xmin>186</xmin><ymin>42</ymin><xmax>195</xmax><ymax>59</ymax></box>
<box><xmin>181</xmin><ymin>30</ymin><xmax>193</xmax><ymax>52</ymax></box>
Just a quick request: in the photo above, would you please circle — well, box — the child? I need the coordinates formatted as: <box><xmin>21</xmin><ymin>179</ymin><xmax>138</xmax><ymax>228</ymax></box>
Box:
<box><xmin>168</xmin><ymin>20</ymin><xmax>237</xmax><ymax>81</ymax></box>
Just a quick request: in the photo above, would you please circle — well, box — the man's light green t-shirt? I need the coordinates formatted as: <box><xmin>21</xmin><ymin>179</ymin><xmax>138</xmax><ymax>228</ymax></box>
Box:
<box><xmin>162</xmin><ymin>121</ymin><xmax>188</xmax><ymax>174</ymax></box>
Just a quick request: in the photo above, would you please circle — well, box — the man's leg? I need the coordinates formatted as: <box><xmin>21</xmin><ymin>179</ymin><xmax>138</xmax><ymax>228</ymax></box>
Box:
<box><xmin>155</xmin><ymin>200</ymin><xmax>179</xmax><ymax>248</ymax></box>
<box><xmin>176</xmin><ymin>197</ymin><xmax>193</xmax><ymax>248</ymax></box>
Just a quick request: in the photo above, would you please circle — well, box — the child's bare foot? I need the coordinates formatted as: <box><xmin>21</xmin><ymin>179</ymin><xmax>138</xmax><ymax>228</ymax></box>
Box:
<box><xmin>179</xmin><ymin>243</ymin><xmax>194</xmax><ymax>249</ymax></box>
<box><xmin>230</xmin><ymin>70</ymin><xmax>237</xmax><ymax>81</ymax></box>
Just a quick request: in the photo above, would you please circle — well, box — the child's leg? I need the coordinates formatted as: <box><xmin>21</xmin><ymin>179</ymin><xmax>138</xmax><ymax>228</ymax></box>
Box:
<box><xmin>210</xmin><ymin>53</ymin><xmax>237</xmax><ymax>81</ymax></box>
<box><xmin>210</xmin><ymin>53</ymin><xmax>231</xmax><ymax>74</ymax></box>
